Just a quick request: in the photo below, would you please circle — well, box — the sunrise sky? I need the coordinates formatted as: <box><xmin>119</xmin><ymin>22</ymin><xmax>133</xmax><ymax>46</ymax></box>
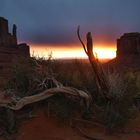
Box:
<box><xmin>1</xmin><ymin>0</ymin><xmax>140</xmax><ymax>59</ymax></box>
<box><xmin>29</xmin><ymin>44</ymin><xmax>116</xmax><ymax>59</ymax></box>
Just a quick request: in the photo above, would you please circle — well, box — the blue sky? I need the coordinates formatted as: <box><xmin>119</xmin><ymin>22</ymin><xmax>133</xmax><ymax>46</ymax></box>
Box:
<box><xmin>1</xmin><ymin>0</ymin><xmax>140</xmax><ymax>46</ymax></box>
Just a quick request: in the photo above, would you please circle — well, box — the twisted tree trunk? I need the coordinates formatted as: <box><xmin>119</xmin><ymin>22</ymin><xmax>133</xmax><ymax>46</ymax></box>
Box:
<box><xmin>0</xmin><ymin>86</ymin><xmax>91</xmax><ymax>110</ymax></box>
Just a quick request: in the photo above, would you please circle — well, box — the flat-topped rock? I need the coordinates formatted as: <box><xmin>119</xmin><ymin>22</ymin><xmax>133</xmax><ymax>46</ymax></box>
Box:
<box><xmin>106</xmin><ymin>33</ymin><xmax>140</xmax><ymax>72</ymax></box>
<box><xmin>117</xmin><ymin>32</ymin><xmax>140</xmax><ymax>57</ymax></box>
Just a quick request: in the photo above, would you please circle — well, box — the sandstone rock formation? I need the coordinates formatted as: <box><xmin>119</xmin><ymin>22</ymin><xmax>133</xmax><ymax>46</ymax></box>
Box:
<box><xmin>106</xmin><ymin>33</ymin><xmax>140</xmax><ymax>72</ymax></box>
<box><xmin>0</xmin><ymin>17</ymin><xmax>30</xmax><ymax>87</ymax></box>
<box><xmin>117</xmin><ymin>33</ymin><xmax>140</xmax><ymax>58</ymax></box>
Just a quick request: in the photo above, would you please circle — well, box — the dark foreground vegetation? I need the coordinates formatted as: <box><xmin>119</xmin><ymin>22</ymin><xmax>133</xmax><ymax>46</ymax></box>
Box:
<box><xmin>0</xmin><ymin>28</ymin><xmax>140</xmax><ymax>140</ymax></box>
<box><xmin>0</xmin><ymin>55</ymin><xmax>140</xmax><ymax>139</ymax></box>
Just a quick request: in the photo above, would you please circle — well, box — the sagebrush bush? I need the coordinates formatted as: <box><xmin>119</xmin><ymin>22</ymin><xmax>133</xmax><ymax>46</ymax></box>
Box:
<box><xmin>101</xmin><ymin>72</ymin><xmax>139</xmax><ymax>133</ymax></box>
<box><xmin>52</xmin><ymin>59</ymin><xmax>97</xmax><ymax>93</ymax></box>
<box><xmin>5</xmin><ymin>56</ymin><xmax>55</xmax><ymax>97</ymax></box>
<box><xmin>4</xmin><ymin>56</ymin><xmax>140</xmax><ymax>133</ymax></box>
<box><xmin>46</xmin><ymin>94</ymin><xmax>83</xmax><ymax>125</ymax></box>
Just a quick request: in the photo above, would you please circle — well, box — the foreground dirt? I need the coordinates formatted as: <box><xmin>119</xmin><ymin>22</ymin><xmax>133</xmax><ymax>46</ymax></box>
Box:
<box><xmin>0</xmin><ymin>108</ymin><xmax>140</xmax><ymax>140</ymax></box>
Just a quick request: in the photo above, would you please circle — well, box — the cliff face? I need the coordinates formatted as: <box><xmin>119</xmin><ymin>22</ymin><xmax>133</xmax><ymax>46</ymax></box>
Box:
<box><xmin>0</xmin><ymin>17</ymin><xmax>30</xmax><ymax>87</ymax></box>
<box><xmin>117</xmin><ymin>33</ymin><xmax>140</xmax><ymax>58</ymax></box>
<box><xmin>106</xmin><ymin>33</ymin><xmax>140</xmax><ymax>72</ymax></box>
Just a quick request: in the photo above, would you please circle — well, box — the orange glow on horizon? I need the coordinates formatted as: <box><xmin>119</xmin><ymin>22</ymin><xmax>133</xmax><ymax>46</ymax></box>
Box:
<box><xmin>29</xmin><ymin>44</ymin><xmax>116</xmax><ymax>60</ymax></box>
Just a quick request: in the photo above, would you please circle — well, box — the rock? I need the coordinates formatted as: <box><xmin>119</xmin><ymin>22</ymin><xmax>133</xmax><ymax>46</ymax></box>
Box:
<box><xmin>105</xmin><ymin>33</ymin><xmax>140</xmax><ymax>72</ymax></box>
<box><xmin>0</xmin><ymin>17</ymin><xmax>30</xmax><ymax>87</ymax></box>
<box><xmin>117</xmin><ymin>33</ymin><xmax>140</xmax><ymax>58</ymax></box>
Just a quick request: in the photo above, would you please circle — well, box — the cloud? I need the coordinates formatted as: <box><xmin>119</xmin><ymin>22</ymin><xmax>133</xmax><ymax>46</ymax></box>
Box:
<box><xmin>0</xmin><ymin>0</ymin><xmax>140</xmax><ymax>46</ymax></box>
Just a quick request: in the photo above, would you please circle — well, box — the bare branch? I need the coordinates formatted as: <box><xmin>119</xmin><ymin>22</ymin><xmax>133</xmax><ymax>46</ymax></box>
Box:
<box><xmin>74</xmin><ymin>126</ymin><xmax>101</xmax><ymax>140</ymax></box>
<box><xmin>77</xmin><ymin>26</ymin><xmax>111</xmax><ymax>100</ymax></box>
<box><xmin>77</xmin><ymin>26</ymin><xmax>88</xmax><ymax>55</ymax></box>
<box><xmin>86</xmin><ymin>32</ymin><xmax>94</xmax><ymax>57</ymax></box>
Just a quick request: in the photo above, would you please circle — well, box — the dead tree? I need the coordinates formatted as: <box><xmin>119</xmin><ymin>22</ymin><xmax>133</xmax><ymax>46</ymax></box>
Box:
<box><xmin>0</xmin><ymin>86</ymin><xmax>91</xmax><ymax>110</ymax></box>
<box><xmin>77</xmin><ymin>26</ymin><xmax>111</xmax><ymax>100</ymax></box>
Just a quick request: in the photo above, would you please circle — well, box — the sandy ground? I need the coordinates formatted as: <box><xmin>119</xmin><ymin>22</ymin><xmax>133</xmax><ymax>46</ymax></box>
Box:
<box><xmin>0</xmin><ymin>107</ymin><xmax>140</xmax><ymax>140</ymax></box>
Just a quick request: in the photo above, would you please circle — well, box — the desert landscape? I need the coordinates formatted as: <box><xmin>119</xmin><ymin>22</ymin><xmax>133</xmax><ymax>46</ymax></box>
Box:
<box><xmin>0</xmin><ymin>1</ymin><xmax>140</xmax><ymax>140</ymax></box>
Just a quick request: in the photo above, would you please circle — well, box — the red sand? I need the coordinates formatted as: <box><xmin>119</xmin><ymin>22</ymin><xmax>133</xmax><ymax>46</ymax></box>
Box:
<box><xmin>0</xmin><ymin>108</ymin><xmax>140</xmax><ymax>140</ymax></box>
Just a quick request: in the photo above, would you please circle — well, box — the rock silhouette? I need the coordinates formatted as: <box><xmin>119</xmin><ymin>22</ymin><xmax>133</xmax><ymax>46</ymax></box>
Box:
<box><xmin>117</xmin><ymin>33</ymin><xmax>140</xmax><ymax>57</ymax></box>
<box><xmin>107</xmin><ymin>33</ymin><xmax>140</xmax><ymax>72</ymax></box>
<box><xmin>0</xmin><ymin>17</ymin><xmax>30</xmax><ymax>86</ymax></box>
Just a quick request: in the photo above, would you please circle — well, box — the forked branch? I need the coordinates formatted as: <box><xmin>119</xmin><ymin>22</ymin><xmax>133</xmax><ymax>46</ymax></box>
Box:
<box><xmin>77</xmin><ymin>26</ymin><xmax>88</xmax><ymax>55</ymax></box>
<box><xmin>77</xmin><ymin>26</ymin><xmax>111</xmax><ymax>100</ymax></box>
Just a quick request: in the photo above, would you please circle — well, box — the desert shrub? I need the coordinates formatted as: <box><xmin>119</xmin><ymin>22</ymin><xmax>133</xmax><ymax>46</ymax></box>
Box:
<box><xmin>101</xmin><ymin>73</ymin><xmax>139</xmax><ymax>133</ymax></box>
<box><xmin>4</xmin><ymin>56</ymin><xmax>140</xmax><ymax>133</ymax></box>
<box><xmin>0</xmin><ymin>108</ymin><xmax>17</xmax><ymax>136</ymax></box>
<box><xmin>46</xmin><ymin>94</ymin><xmax>84</xmax><ymax>125</ymax></box>
<box><xmin>6</xmin><ymin>58</ymin><xmax>97</xmax><ymax>97</ymax></box>
<box><xmin>53</xmin><ymin>59</ymin><xmax>97</xmax><ymax>93</ymax></box>
<box><xmin>5</xmin><ymin>56</ymin><xmax>55</xmax><ymax>97</ymax></box>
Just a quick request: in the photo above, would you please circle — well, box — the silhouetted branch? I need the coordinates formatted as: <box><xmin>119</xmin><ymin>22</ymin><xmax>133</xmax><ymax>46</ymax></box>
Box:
<box><xmin>74</xmin><ymin>126</ymin><xmax>101</xmax><ymax>140</ymax></box>
<box><xmin>86</xmin><ymin>32</ymin><xmax>94</xmax><ymax>57</ymax></box>
<box><xmin>77</xmin><ymin>26</ymin><xmax>88</xmax><ymax>55</ymax></box>
<box><xmin>77</xmin><ymin>26</ymin><xmax>110</xmax><ymax>100</ymax></box>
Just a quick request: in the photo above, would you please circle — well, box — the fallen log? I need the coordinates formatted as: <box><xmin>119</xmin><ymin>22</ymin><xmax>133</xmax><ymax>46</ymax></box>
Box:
<box><xmin>0</xmin><ymin>87</ymin><xmax>91</xmax><ymax>110</ymax></box>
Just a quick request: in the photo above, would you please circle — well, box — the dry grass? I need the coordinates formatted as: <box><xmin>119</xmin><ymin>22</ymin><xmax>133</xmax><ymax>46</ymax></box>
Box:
<box><xmin>0</xmin><ymin>57</ymin><xmax>140</xmax><ymax>135</ymax></box>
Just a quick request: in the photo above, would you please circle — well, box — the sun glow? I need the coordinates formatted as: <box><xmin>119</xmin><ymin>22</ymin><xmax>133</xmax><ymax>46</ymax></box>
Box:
<box><xmin>29</xmin><ymin>44</ymin><xmax>116</xmax><ymax>60</ymax></box>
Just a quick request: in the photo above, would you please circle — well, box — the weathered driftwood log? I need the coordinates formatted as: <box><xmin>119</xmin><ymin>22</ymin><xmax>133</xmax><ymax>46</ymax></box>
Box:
<box><xmin>0</xmin><ymin>87</ymin><xmax>91</xmax><ymax>110</ymax></box>
<box><xmin>77</xmin><ymin>26</ymin><xmax>110</xmax><ymax>100</ymax></box>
